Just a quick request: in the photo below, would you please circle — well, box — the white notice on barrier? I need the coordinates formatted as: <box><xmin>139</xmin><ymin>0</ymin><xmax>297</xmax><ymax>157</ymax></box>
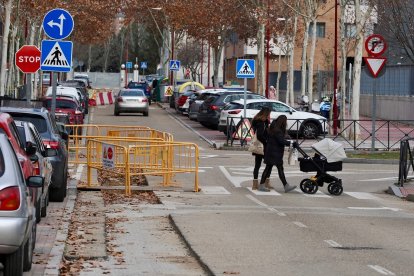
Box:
<box><xmin>102</xmin><ymin>143</ymin><xmax>114</xmax><ymax>168</ymax></box>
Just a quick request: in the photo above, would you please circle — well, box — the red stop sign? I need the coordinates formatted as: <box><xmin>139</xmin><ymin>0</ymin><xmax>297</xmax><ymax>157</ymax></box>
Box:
<box><xmin>15</xmin><ymin>45</ymin><xmax>41</xmax><ymax>73</ymax></box>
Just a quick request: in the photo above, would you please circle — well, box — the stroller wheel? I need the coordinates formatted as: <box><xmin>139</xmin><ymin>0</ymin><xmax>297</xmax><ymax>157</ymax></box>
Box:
<box><xmin>328</xmin><ymin>183</ymin><xmax>343</xmax><ymax>196</ymax></box>
<box><xmin>300</xmin><ymin>179</ymin><xmax>318</xmax><ymax>194</ymax></box>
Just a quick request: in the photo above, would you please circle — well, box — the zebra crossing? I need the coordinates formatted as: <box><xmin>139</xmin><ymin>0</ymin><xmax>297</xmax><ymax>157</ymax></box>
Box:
<box><xmin>201</xmin><ymin>185</ymin><xmax>382</xmax><ymax>200</ymax></box>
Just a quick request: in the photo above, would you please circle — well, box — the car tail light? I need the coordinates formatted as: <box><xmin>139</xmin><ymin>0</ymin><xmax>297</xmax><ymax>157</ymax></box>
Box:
<box><xmin>117</xmin><ymin>96</ymin><xmax>124</xmax><ymax>102</ymax></box>
<box><xmin>32</xmin><ymin>161</ymin><xmax>40</xmax><ymax>175</ymax></box>
<box><xmin>178</xmin><ymin>96</ymin><xmax>188</xmax><ymax>106</ymax></box>
<box><xmin>0</xmin><ymin>187</ymin><xmax>20</xmax><ymax>211</ymax></box>
<box><xmin>228</xmin><ymin>110</ymin><xmax>242</xmax><ymax>114</ymax></box>
<box><xmin>141</xmin><ymin>98</ymin><xmax>148</xmax><ymax>103</ymax></box>
<box><xmin>44</xmin><ymin>140</ymin><xmax>60</xmax><ymax>150</ymax></box>
<box><xmin>209</xmin><ymin>105</ymin><xmax>219</xmax><ymax>111</ymax></box>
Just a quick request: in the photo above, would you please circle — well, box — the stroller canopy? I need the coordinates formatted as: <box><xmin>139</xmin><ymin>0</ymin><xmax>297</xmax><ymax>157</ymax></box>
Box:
<box><xmin>312</xmin><ymin>138</ymin><xmax>347</xmax><ymax>163</ymax></box>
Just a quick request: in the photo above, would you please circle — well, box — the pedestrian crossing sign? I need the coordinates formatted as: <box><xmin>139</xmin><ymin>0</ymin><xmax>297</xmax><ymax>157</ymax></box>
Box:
<box><xmin>40</xmin><ymin>40</ymin><xmax>72</xmax><ymax>72</ymax></box>
<box><xmin>169</xmin><ymin>60</ymin><xmax>180</xmax><ymax>71</ymax></box>
<box><xmin>236</xmin><ymin>59</ymin><xmax>255</xmax><ymax>78</ymax></box>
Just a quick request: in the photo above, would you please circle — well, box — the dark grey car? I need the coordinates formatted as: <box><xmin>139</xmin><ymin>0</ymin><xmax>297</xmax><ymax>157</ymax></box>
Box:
<box><xmin>0</xmin><ymin>107</ymin><xmax>69</xmax><ymax>202</ymax></box>
<box><xmin>197</xmin><ymin>91</ymin><xmax>266</xmax><ymax>129</ymax></box>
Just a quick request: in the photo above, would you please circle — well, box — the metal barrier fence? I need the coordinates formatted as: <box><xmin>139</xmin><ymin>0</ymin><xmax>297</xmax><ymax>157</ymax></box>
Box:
<box><xmin>66</xmin><ymin>124</ymin><xmax>173</xmax><ymax>165</ymax></box>
<box><xmin>225</xmin><ymin>117</ymin><xmax>414</xmax><ymax>150</ymax></box>
<box><xmin>86</xmin><ymin>139</ymin><xmax>199</xmax><ymax>195</ymax></box>
<box><xmin>398</xmin><ymin>138</ymin><xmax>414</xmax><ymax>187</ymax></box>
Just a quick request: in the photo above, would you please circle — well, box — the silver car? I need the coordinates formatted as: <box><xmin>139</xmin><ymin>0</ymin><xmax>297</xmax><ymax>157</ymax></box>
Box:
<box><xmin>16</xmin><ymin>121</ymin><xmax>56</xmax><ymax>222</ymax></box>
<box><xmin>114</xmin><ymin>89</ymin><xmax>149</xmax><ymax>116</ymax></box>
<box><xmin>0</xmin><ymin>133</ymin><xmax>44</xmax><ymax>275</ymax></box>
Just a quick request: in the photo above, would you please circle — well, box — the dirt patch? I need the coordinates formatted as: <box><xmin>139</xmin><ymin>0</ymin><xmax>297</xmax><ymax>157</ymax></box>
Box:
<box><xmin>97</xmin><ymin>168</ymin><xmax>148</xmax><ymax>186</ymax></box>
<box><xmin>102</xmin><ymin>189</ymin><xmax>161</xmax><ymax>205</ymax></box>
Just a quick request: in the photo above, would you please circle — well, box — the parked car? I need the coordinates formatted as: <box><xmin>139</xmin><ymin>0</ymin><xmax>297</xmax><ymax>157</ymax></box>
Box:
<box><xmin>58</xmin><ymin>80</ymin><xmax>89</xmax><ymax>114</ymax></box>
<box><xmin>188</xmin><ymin>89</ymin><xmax>228</xmax><ymax>120</ymax></box>
<box><xmin>0</xmin><ymin>107</ymin><xmax>69</xmax><ymax>202</ymax></box>
<box><xmin>0</xmin><ymin>133</ymin><xmax>44</xmax><ymax>275</ymax></box>
<box><xmin>175</xmin><ymin>90</ymin><xmax>197</xmax><ymax>114</ymax></box>
<box><xmin>42</xmin><ymin>97</ymin><xmax>84</xmax><ymax>128</ymax></box>
<box><xmin>16</xmin><ymin>120</ymin><xmax>55</xmax><ymax>222</ymax></box>
<box><xmin>197</xmin><ymin>91</ymin><xmax>266</xmax><ymax>129</ymax></box>
<box><xmin>114</xmin><ymin>89</ymin><xmax>149</xmax><ymax>116</ymax></box>
<box><xmin>127</xmin><ymin>81</ymin><xmax>152</xmax><ymax>104</ymax></box>
<box><xmin>218</xmin><ymin>99</ymin><xmax>327</xmax><ymax>138</ymax></box>
<box><xmin>45</xmin><ymin>86</ymin><xmax>86</xmax><ymax>115</ymax></box>
<box><xmin>74</xmin><ymin>73</ymin><xmax>92</xmax><ymax>88</ymax></box>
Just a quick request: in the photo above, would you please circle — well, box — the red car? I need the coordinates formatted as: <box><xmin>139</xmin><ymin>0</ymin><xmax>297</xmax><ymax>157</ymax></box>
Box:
<box><xmin>42</xmin><ymin>97</ymin><xmax>84</xmax><ymax>126</ymax></box>
<box><xmin>0</xmin><ymin>113</ymin><xmax>36</xmax><ymax>179</ymax></box>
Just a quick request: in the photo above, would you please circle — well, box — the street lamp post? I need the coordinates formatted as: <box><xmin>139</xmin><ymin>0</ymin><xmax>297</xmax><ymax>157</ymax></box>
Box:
<box><xmin>333</xmin><ymin>0</ymin><xmax>339</xmax><ymax>135</ymax></box>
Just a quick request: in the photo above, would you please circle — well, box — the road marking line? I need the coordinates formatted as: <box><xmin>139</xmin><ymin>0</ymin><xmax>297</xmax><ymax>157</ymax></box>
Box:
<box><xmin>74</xmin><ymin>164</ymin><xmax>84</xmax><ymax>180</ymax></box>
<box><xmin>348</xmin><ymin>207</ymin><xmax>400</xmax><ymax>212</ymax></box>
<box><xmin>201</xmin><ymin>186</ymin><xmax>231</xmax><ymax>195</ymax></box>
<box><xmin>367</xmin><ymin>265</ymin><xmax>395</xmax><ymax>275</ymax></box>
<box><xmin>359</xmin><ymin>177</ymin><xmax>398</xmax><ymax>182</ymax></box>
<box><xmin>246</xmin><ymin>195</ymin><xmax>286</xmax><ymax>216</ymax></box>
<box><xmin>324</xmin><ymin>240</ymin><xmax>342</xmax><ymax>248</ymax></box>
<box><xmin>298</xmin><ymin>188</ymin><xmax>331</xmax><ymax>198</ymax></box>
<box><xmin>293</xmin><ymin>221</ymin><xmax>308</xmax><ymax>228</ymax></box>
<box><xmin>345</xmin><ymin>192</ymin><xmax>380</xmax><ymax>200</ymax></box>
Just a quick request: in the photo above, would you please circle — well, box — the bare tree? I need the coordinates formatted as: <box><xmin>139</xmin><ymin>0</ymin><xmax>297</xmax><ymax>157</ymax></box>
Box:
<box><xmin>0</xmin><ymin>0</ymin><xmax>13</xmax><ymax>96</ymax></box>
<box><xmin>176</xmin><ymin>40</ymin><xmax>203</xmax><ymax>81</ymax></box>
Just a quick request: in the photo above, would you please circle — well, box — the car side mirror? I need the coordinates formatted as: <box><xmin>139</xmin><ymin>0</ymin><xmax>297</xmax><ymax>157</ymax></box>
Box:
<box><xmin>45</xmin><ymin>148</ymin><xmax>58</xmax><ymax>157</ymax></box>
<box><xmin>30</xmin><ymin>154</ymin><xmax>39</xmax><ymax>162</ymax></box>
<box><xmin>25</xmin><ymin>142</ymin><xmax>37</xmax><ymax>156</ymax></box>
<box><xmin>27</xmin><ymin>176</ymin><xmax>44</xmax><ymax>188</ymax></box>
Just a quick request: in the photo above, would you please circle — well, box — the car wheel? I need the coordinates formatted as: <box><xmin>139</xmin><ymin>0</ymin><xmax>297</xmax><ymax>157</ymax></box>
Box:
<box><xmin>143</xmin><ymin>111</ymin><xmax>149</xmax><ymax>117</ymax></box>
<box><xmin>49</xmin><ymin>170</ymin><xmax>67</xmax><ymax>202</ymax></box>
<box><xmin>23</xmin><ymin>221</ymin><xmax>36</xmax><ymax>271</ymax></box>
<box><xmin>41</xmin><ymin>191</ymin><xmax>48</xmax><ymax>217</ymax></box>
<box><xmin>35</xmin><ymin>198</ymin><xmax>41</xmax><ymax>223</ymax></box>
<box><xmin>2</xmin><ymin>241</ymin><xmax>24</xmax><ymax>275</ymax></box>
<box><xmin>301</xmin><ymin>122</ymin><xmax>319</xmax><ymax>139</ymax></box>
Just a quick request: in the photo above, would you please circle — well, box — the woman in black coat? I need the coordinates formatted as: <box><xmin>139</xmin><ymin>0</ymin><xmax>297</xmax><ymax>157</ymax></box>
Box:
<box><xmin>258</xmin><ymin>115</ymin><xmax>297</xmax><ymax>192</ymax></box>
<box><xmin>251</xmin><ymin>107</ymin><xmax>271</xmax><ymax>190</ymax></box>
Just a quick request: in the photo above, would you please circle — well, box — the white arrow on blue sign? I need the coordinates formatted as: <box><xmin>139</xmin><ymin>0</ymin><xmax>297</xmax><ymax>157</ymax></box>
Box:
<box><xmin>41</xmin><ymin>40</ymin><xmax>73</xmax><ymax>72</ymax></box>
<box><xmin>42</xmin><ymin>9</ymin><xmax>74</xmax><ymax>40</ymax></box>
<box><xmin>236</xmin><ymin>59</ymin><xmax>255</xmax><ymax>79</ymax></box>
<box><xmin>169</xmin><ymin>60</ymin><xmax>180</xmax><ymax>71</ymax></box>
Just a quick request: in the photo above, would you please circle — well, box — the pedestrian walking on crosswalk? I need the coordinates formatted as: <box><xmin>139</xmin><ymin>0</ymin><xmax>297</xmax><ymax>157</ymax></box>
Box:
<box><xmin>250</xmin><ymin>107</ymin><xmax>271</xmax><ymax>190</ymax></box>
<box><xmin>259</xmin><ymin>115</ymin><xmax>298</xmax><ymax>192</ymax></box>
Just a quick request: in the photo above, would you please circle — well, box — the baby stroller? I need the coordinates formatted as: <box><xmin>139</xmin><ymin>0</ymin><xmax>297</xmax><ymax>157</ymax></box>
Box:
<box><xmin>296</xmin><ymin>138</ymin><xmax>347</xmax><ymax>195</ymax></box>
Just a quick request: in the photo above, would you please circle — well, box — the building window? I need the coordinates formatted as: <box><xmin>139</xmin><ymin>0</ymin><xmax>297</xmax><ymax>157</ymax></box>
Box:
<box><xmin>308</xmin><ymin>22</ymin><xmax>326</xmax><ymax>38</ymax></box>
<box><xmin>345</xmin><ymin>23</ymin><xmax>357</xmax><ymax>38</ymax></box>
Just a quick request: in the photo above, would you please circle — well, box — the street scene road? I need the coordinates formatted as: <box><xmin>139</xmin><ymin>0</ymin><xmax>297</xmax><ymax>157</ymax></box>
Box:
<box><xmin>15</xmin><ymin>103</ymin><xmax>411</xmax><ymax>276</ymax></box>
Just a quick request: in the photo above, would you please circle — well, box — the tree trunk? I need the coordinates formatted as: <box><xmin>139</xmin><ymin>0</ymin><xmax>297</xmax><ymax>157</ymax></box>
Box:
<box><xmin>212</xmin><ymin>43</ymin><xmax>224</xmax><ymax>88</ymax></box>
<box><xmin>307</xmin><ymin>18</ymin><xmax>317</xmax><ymax>105</ymax></box>
<box><xmin>7</xmin><ymin>25</ymin><xmax>17</xmax><ymax>96</ymax></box>
<box><xmin>256</xmin><ymin>23</ymin><xmax>265</xmax><ymax>96</ymax></box>
<box><xmin>0</xmin><ymin>0</ymin><xmax>13</xmax><ymax>96</ymax></box>
<box><xmin>339</xmin><ymin>0</ymin><xmax>347</xmax><ymax>121</ymax></box>
<box><xmin>87</xmin><ymin>44</ymin><xmax>92</xmax><ymax>72</ymax></box>
<box><xmin>103</xmin><ymin>37</ymin><xmax>112</xmax><ymax>73</ymax></box>
<box><xmin>276</xmin><ymin>50</ymin><xmax>282</xmax><ymax>101</ymax></box>
<box><xmin>300</xmin><ymin>19</ymin><xmax>310</xmax><ymax>97</ymax></box>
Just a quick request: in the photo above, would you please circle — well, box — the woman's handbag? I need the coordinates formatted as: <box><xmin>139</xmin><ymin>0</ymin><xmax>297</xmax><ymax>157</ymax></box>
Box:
<box><xmin>288</xmin><ymin>147</ymin><xmax>298</xmax><ymax>165</ymax></box>
<box><xmin>248</xmin><ymin>133</ymin><xmax>264</xmax><ymax>155</ymax></box>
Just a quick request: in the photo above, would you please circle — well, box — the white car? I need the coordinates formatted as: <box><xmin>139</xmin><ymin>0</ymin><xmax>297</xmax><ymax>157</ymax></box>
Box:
<box><xmin>218</xmin><ymin>99</ymin><xmax>327</xmax><ymax>139</ymax></box>
<box><xmin>46</xmin><ymin>86</ymin><xmax>82</xmax><ymax>103</ymax></box>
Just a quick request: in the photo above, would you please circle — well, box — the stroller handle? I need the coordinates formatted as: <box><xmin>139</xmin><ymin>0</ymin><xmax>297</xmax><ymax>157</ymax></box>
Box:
<box><xmin>295</xmin><ymin>145</ymin><xmax>310</xmax><ymax>158</ymax></box>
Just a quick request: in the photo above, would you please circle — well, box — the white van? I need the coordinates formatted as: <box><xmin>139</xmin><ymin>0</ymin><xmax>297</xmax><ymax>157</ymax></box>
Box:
<box><xmin>46</xmin><ymin>86</ymin><xmax>82</xmax><ymax>103</ymax></box>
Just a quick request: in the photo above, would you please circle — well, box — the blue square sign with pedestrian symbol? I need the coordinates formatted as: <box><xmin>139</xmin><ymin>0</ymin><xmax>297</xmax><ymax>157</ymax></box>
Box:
<box><xmin>169</xmin><ymin>60</ymin><xmax>180</xmax><ymax>71</ymax></box>
<box><xmin>236</xmin><ymin>59</ymin><xmax>255</xmax><ymax>78</ymax></box>
<box><xmin>41</xmin><ymin>40</ymin><xmax>73</xmax><ymax>72</ymax></box>
<box><xmin>140</xmin><ymin>62</ymin><xmax>147</xmax><ymax>69</ymax></box>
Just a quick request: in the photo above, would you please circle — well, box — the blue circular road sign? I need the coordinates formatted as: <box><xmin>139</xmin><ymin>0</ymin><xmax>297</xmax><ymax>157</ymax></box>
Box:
<box><xmin>43</xmin><ymin>9</ymin><xmax>74</xmax><ymax>40</ymax></box>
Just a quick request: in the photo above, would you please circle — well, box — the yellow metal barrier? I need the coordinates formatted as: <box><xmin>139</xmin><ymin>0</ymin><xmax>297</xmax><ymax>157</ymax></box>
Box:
<box><xmin>85</xmin><ymin>139</ymin><xmax>199</xmax><ymax>195</ymax></box>
<box><xmin>66</xmin><ymin>124</ymin><xmax>174</xmax><ymax>165</ymax></box>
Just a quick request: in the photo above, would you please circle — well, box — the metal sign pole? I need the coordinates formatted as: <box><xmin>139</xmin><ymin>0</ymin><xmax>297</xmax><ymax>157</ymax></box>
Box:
<box><xmin>51</xmin><ymin>72</ymin><xmax>57</xmax><ymax>117</ymax></box>
<box><xmin>26</xmin><ymin>73</ymin><xmax>32</xmax><ymax>105</ymax></box>
<box><xmin>243</xmin><ymin>78</ymin><xmax>247</xmax><ymax>119</ymax></box>
<box><xmin>371</xmin><ymin>79</ymin><xmax>377</xmax><ymax>151</ymax></box>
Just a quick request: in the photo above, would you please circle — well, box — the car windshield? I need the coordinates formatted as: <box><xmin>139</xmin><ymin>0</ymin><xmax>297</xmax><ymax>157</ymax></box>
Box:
<box><xmin>204</xmin><ymin>95</ymin><xmax>220</xmax><ymax>104</ymax></box>
<box><xmin>128</xmin><ymin>82</ymin><xmax>146</xmax><ymax>89</ymax></box>
<box><xmin>224</xmin><ymin>103</ymin><xmax>243</xmax><ymax>110</ymax></box>
<box><xmin>7</xmin><ymin>114</ymin><xmax>48</xmax><ymax>134</ymax></box>
<box><xmin>121</xmin><ymin>90</ymin><xmax>145</xmax><ymax>97</ymax></box>
<box><xmin>44</xmin><ymin>99</ymin><xmax>77</xmax><ymax>110</ymax></box>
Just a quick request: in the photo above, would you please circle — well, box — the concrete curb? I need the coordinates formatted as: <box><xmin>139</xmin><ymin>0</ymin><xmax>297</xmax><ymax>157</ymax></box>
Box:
<box><xmin>168</xmin><ymin>215</ymin><xmax>215</xmax><ymax>276</ymax></box>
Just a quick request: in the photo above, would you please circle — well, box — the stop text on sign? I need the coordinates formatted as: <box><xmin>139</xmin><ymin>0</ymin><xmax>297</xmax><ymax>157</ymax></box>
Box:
<box><xmin>18</xmin><ymin>56</ymin><xmax>41</xmax><ymax>63</ymax></box>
